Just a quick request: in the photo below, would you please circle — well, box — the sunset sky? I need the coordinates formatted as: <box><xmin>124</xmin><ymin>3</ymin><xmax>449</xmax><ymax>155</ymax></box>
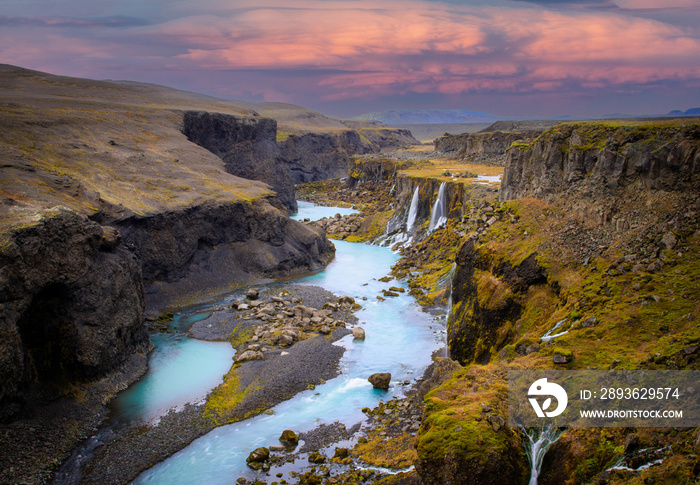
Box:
<box><xmin>1</xmin><ymin>0</ymin><xmax>699</xmax><ymax>118</ymax></box>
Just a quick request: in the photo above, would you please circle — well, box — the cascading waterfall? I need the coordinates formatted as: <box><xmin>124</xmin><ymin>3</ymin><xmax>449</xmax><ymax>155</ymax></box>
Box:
<box><xmin>522</xmin><ymin>424</ymin><xmax>563</xmax><ymax>485</ymax></box>
<box><xmin>406</xmin><ymin>186</ymin><xmax>420</xmax><ymax>233</ymax></box>
<box><xmin>428</xmin><ymin>182</ymin><xmax>447</xmax><ymax>231</ymax></box>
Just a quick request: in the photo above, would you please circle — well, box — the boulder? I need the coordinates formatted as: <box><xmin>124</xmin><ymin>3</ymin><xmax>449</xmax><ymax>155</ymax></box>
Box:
<box><xmin>236</xmin><ymin>350</ymin><xmax>265</xmax><ymax>363</ymax></box>
<box><xmin>247</xmin><ymin>287</ymin><xmax>260</xmax><ymax>300</ymax></box>
<box><xmin>368</xmin><ymin>372</ymin><xmax>391</xmax><ymax>390</ymax></box>
<box><xmin>279</xmin><ymin>429</ymin><xmax>299</xmax><ymax>446</ymax></box>
<box><xmin>352</xmin><ymin>327</ymin><xmax>366</xmax><ymax>340</ymax></box>
<box><xmin>246</xmin><ymin>447</ymin><xmax>270</xmax><ymax>464</ymax></box>
<box><xmin>308</xmin><ymin>451</ymin><xmax>326</xmax><ymax>464</ymax></box>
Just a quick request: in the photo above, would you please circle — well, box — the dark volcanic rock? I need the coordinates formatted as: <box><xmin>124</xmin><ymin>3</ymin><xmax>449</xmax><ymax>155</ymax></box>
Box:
<box><xmin>368</xmin><ymin>372</ymin><xmax>392</xmax><ymax>389</ymax></box>
<box><xmin>182</xmin><ymin>111</ymin><xmax>298</xmax><ymax>211</ymax></box>
<box><xmin>500</xmin><ymin>122</ymin><xmax>700</xmax><ymax>202</ymax></box>
<box><xmin>279</xmin><ymin>130</ymin><xmax>375</xmax><ymax>184</ymax></box>
<box><xmin>115</xmin><ymin>198</ymin><xmax>335</xmax><ymax>310</ymax></box>
<box><xmin>0</xmin><ymin>208</ymin><xmax>149</xmax><ymax>419</ymax></box>
<box><xmin>0</xmin><ymin>208</ymin><xmax>149</xmax><ymax>484</ymax></box>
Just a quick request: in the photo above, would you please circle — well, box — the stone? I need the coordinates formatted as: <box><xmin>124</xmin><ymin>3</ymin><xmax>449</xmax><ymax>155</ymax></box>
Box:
<box><xmin>308</xmin><ymin>452</ymin><xmax>326</xmax><ymax>464</ymax></box>
<box><xmin>279</xmin><ymin>429</ymin><xmax>299</xmax><ymax>446</ymax></box>
<box><xmin>553</xmin><ymin>353</ymin><xmax>570</xmax><ymax>365</ymax></box>
<box><xmin>661</xmin><ymin>231</ymin><xmax>678</xmax><ymax>250</ymax></box>
<box><xmin>236</xmin><ymin>350</ymin><xmax>265</xmax><ymax>363</ymax></box>
<box><xmin>269</xmin><ymin>444</ymin><xmax>286</xmax><ymax>452</ymax></box>
<box><xmin>368</xmin><ymin>372</ymin><xmax>391</xmax><ymax>390</ymax></box>
<box><xmin>100</xmin><ymin>226</ymin><xmax>122</xmax><ymax>249</ymax></box>
<box><xmin>319</xmin><ymin>325</ymin><xmax>332</xmax><ymax>335</ymax></box>
<box><xmin>683</xmin><ymin>345</ymin><xmax>697</xmax><ymax>356</ymax></box>
<box><xmin>581</xmin><ymin>316</ymin><xmax>598</xmax><ymax>328</ymax></box>
<box><xmin>246</xmin><ymin>447</ymin><xmax>270</xmax><ymax>464</ymax></box>
<box><xmin>352</xmin><ymin>327</ymin><xmax>366</xmax><ymax>340</ymax></box>
<box><xmin>338</xmin><ymin>295</ymin><xmax>355</xmax><ymax>305</ymax></box>
<box><xmin>246</xmin><ymin>287</ymin><xmax>260</xmax><ymax>300</ymax></box>
<box><xmin>333</xmin><ymin>448</ymin><xmax>350</xmax><ymax>459</ymax></box>
<box><xmin>525</xmin><ymin>344</ymin><xmax>540</xmax><ymax>355</ymax></box>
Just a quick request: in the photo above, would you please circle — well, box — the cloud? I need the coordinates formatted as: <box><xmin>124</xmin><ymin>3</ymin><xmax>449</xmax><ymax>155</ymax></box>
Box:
<box><xmin>0</xmin><ymin>0</ymin><xmax>698</xmax><ymax>116</ymax></box>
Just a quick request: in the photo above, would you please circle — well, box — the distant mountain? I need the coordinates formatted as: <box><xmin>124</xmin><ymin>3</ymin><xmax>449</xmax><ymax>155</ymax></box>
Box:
<box><xmin>351</xmin><ymin>109</ymin><xmax>500</xmax><ymax>125</ymax></box>
<box><xmin>668</xmin><ymin>108</ymin><xmax>700</xmax><ymax>116</ymax></box>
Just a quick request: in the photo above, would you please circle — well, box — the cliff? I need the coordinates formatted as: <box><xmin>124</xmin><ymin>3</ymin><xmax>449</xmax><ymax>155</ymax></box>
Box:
<box><xmin>434</xmin><ymin>128</ymin><xmax>545</xmax><ymax>164</ymax></box>
<box><xmin>433</xmin><ymin>119</ymin><xmax>700</xmax><ymax>483</ymax></box>
<box><xmin>182</xmin><ymin>111</ymin><xmax>297</xmax><ymax>211</ymax></box>
<box><xmin>501</xmin><ymin>120</ymin><xmax>700</xmax><ymax>199</ymax></box>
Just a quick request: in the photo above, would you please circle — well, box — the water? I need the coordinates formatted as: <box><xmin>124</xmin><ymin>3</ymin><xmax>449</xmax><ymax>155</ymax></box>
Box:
<box><xmin>522</xmin><ymin>425</ymin><xmax>563</xmax><ymax>485</ymax></box>
<box><xmin>406</xmin><ymin>186</ymin><xmax>420</xmax><ymax>232</ymax></box>
<box><xmin>540</xmin><ymin>318</ymin><xmax>574</xmax><ymax>343</ymax></box>
<box><xmin>111</xmin><ymin>312</ymin><xmax>235</xmax><ymax>423</ymax></box>
<box><xmin>134</xmin><ymin>205</ymin><xmax>445</xmax><ymax>484</ymax></box>
<box><xmin>428</xmin><ymin>182</ymin><xmax>447</xmax><ymax>231</ymax></box>
<box><xmin>290</xmin><ymin>200</ymin><xmax>357</xmax><ymax>222</ymax></box>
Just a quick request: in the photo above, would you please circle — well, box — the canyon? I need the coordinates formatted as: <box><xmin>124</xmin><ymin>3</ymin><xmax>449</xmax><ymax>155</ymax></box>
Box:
<box><xmin>1</xmin><ymin>64</ymin><xmax>699</xmax><ymax>485</ymax></box>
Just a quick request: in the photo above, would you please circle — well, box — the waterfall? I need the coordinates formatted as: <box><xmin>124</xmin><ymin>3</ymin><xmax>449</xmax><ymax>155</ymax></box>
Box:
<box><xmin>522</xmin><ymin>425</ymin><xmax>563</xmax><ymax>485</ymax></box>
<box><xmin>428</xmin><ymin>182</ymin><xmax>447</xmax><ymax>231</ymax></box>
<box><xmin>406</xmin><ymin>186</ymin><xmax>420</xmax><ymax>232</ymax></box>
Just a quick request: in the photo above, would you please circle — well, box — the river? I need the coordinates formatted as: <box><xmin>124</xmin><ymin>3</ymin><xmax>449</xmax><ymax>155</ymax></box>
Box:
<box><xmin>116</xmin><ymin>203</ymin><xmax>445</xmax><ymax>484</ymax></box>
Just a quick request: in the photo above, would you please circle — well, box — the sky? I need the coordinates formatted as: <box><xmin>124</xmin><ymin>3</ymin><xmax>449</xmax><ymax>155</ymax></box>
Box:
<box><xmin>1</xmin><ymin>0</ymin><xmax>699</xmax><ymax>118</ymax></box>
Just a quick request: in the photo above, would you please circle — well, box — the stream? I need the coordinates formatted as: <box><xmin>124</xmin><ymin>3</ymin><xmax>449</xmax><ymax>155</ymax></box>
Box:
<box><xmin>112</xmin><ymin>202</ymin><xmax>445</xmax><ymax>484</ymax></box>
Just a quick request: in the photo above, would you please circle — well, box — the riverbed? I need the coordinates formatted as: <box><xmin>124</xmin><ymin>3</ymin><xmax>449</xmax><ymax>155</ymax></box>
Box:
<box><xmin>116</xmin><ymin>203</ymin><xmax>445</xmax><ymax>484</ymax></box>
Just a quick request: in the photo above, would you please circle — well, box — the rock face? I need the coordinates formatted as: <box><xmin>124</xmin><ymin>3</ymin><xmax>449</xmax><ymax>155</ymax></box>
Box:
<box><xmin>448</xmin><ymin>240</ymin><xmax>546</xmax><ymax>365</ymax></box>
<box><xmin>182</xmin><ymin>111</ymin><xmax>297</xmax><ymax>211</ymax></box>
<box><xmin>435</xmin><ymin>129</ymin><xmax>544</xmax><ymax>164</ymax></box>
<box><xmin>0</xmin><ymin>208</ymin><xmax>149</xmax><ymax>421</ymax></box>
<box><xmin>279</xmin><ymin>130</ymin><xmax>375</xmax><ymax>184</ymax></box>
<box><xmin>114</xmin><ymin>198</ymin><xmax>335</xmax><ymax>309</ymax></box>
<box><xmin>500</xmin><ymin>121</ymin><xmax>700</xmax><ymax>202</ymax></box>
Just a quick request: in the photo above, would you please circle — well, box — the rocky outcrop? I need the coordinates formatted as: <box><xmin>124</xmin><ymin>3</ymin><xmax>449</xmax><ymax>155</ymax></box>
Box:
<box><xmin>115</xmin><ymin>198</ymin><xmax>335</xmax><ymax>309</ymax></box>
<box><xmin>0</xmin><ymin>208</ymin><xmax>149</xmax><ymax>420</ymax></box>
<box><xmin>279</xmin><ymin>130</ymin><xmax>375</xmax><ymax>184</ymax></box>
<box><xmin>500</xmin><ymin>121</ymin><xmax>700</xmax><ymax>201</ymax></box>
<box><xmin>447</xmin><ymin>239</ymin><xmax>546</xmax><ymax>365</ymax></box>
<box><xmin>338</xmin><ymin>120</ymin><xmax>420</xmax><ymax>152</ymax></box>
<box><xmin>434</xmin><ymin>130</ymin><xmax>543</xmax><ymax>164</ymax></box>
<box><xmin>182</xmin><ymin>111</ymin><xmax>298</xmax><ymax>212</ymax></box>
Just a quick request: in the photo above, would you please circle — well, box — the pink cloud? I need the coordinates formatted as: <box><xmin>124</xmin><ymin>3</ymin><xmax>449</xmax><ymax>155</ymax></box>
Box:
<box><xmin>0</xmin><ymin>0</ymin><xmax>698</xmax><ymax>109</ymax></box>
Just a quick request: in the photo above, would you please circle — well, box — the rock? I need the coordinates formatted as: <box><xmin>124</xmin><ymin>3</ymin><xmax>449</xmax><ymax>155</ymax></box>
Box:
<box><xmin>553</xmin><ymin>353</ymin><xmax>570</xmax><ymax>365</ymax></box>
<box><xmin>100</xmin><ymin>225</ymin><xmax>122</xmax><ymax>249</ymax></box>
<box><xmin>308</xmin><ymin>451</ymin><xmax>326</xmax><ymax>464</ymax></box>
<box><xmin>624</xmin><ymin>434</ymin><xmax>640</xmax><ymax>454</ymax></box>
<box><xmin>352</xmin><ymin>327</ymin><xmax>366</xmax><ymax>340</ymax></box>
<box><xmin>388</xmin><ymin>286</ymin><xmax>406</xmax><ymax>293</ymax></box>
<box><xmin>368</xmin><ymin>372</ymin><xmax>391</xmax><ymax>390</ymax></box>
<box><xmin>632</xmin><ymin>263</ymin><xmax>645</xmax><ymax>273</ymax></box>
<box><xmin>279</xmin><ymin>429</ymin><xmax>299</xmax><ymax>446</ymax></box>
<box><xmin>333</xmin><ymin>448</ymin><xmax>350</xmax><ymax>459</ymax></box>
<box><xmin>683</xmin><ymin>345</ymin><xmax>697</xmax><ymax>355</ymax></box>
<box><xmin>694</xmin><ymin>430</ymin><xmax>700</xmax><ymax>453</ymax></box>
<box><xmin>269</xmin><ymin>444</ymin><xmax>286</xmax><ymax>452</ymax></box>
<box><xmin>525</xmin><ymin>344</ymin><xmax>540</xmax><ymax>355</ymax></box>
<box><xmin>246</xmin><ymin>288</ymin><xmax>260</xmax><ymax>300</ymax></box>
<box><xmin>338</xmin><ymin>295</ymin><xmax>355</xmax><ymax>305</ymax></box>
<box><xmin>319</xmin><ymin>325</ymin><xmax>332</xmax><ymax>335</ymax></box>
<box><xmin>246</xmin><ymin>447</ymin><xmax>270</xmax><ymax>464</ymax></box>
<box><xmin>661</xmin><ymin>231</ymin><xmax>678</xmax><ymax>250</ymax></box>
<box><xmin>581</xmin><ymin>316</ymin><xmax>598</xmax><ymax>328</ymax></box>
<box><xmin>236</xmin><ymin>350</ymin><xmax>265</xmax><ymax>363</ymax></box>
<box><xmin>236</xmin><ymin>303</ymin><xmax>250</xmax><ymax>311</ymax></box>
